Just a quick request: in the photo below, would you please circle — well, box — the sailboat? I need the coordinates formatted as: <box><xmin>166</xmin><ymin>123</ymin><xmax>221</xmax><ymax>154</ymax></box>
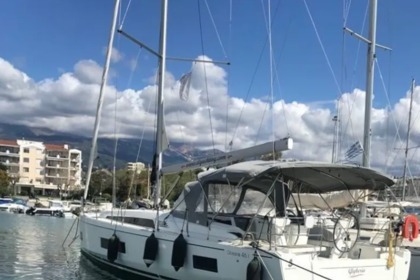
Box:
<box><xmin>79</xmin><ymin>0</ymin><xmax>411</xmax><ymax>279</ymax></box>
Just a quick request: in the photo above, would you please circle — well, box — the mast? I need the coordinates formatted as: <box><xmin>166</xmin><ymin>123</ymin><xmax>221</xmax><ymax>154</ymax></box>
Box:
<box><xmin>83</xmin><ymin>0</ymin><xmax>120</xmax><ymax>201</ymax></box>
<box><xmin>331</xmin><ymin>114</ymin><xmax>339</xmax><ymax>163</ymax></box>
<box><xmin>362</xmin><ymin>0</ymin><xmax>377</xmax><ymax>168</ymax></box>
<box><xmin>344</xmin><ymin>0</ymin><xmax>391</xmax><ymax>210</ymax></box>
<box><xmin>402</xmin><ymin>79</ymin><xmax>415</xmax><ymax>201</ymax></box>
<box><xmin>153</xmin><ymin>0</ymin><xmax>168</xmax><ymax>208</ymax></box>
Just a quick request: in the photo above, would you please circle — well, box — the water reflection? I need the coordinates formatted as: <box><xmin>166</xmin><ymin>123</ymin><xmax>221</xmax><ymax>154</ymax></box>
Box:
<box><xmin>0</xmin><ymin>212</ymin><xmax>118</xmax><ymax>280</ymax></box>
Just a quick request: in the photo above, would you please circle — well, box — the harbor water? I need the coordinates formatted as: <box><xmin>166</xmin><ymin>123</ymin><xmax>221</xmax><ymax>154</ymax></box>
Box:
<box><xmin>0</xmin><ymin>212</ymin><xmax>419</xmax><ymax>280</ymax></box>
<box><xmin>0</xmin><ymin>212</ymin><xmax>118</xmax><ymax>280</ymax></box>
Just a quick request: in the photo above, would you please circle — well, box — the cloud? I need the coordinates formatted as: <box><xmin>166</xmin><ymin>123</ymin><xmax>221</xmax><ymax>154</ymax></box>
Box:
<box><xmin>73</xmin><ymin>60</ymin><xmax>104</xmax><ymax>84</ymax></box>
<box><xmin>102</xmin><ymin>46</ymin><xmax>124</xmax><ymax>63</ymax></box>
<box><xmin>0</xmin><ymin>56</ymin><xmax>419</xmax><ymax>176</ymax></box>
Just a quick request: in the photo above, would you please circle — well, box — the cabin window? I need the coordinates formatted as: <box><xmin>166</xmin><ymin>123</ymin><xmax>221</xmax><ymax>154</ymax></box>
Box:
<box><xmin>236</xmin><ymin>189</ymin><xmax>274</xmax><ymax>216</ymax></box>
<box><xmin>193</xmin><ymin>255</ymin><xmax>218</xmax><ymax>272</ymax></box>
<box><xmin>106</xmin><ymin>216</ymin><xmax>155</xmax><ymax>228</ymax></box>
<box><xmin>207</xmin><ymin>183</ymin><xmax>241</xmax><ymax>214</ymax></box>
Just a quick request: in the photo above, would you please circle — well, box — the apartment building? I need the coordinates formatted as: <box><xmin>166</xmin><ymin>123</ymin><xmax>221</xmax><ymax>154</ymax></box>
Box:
<box><xmin>0</xmin><ymin>139</ymin><xmax>82</xmax><ymax>196</ymax></box>
<box><xmin>127</xmin><ymin>162</ymin><xmax>145</xmax><ymax>174</ymax></box>
<box><xmin>44</xmin><ymin>144</ymin><xmax>82</xmax><ymax>190</ymax></box>
<box><xmin>0</xmin><ymin>140</ymin><xmax>20</xmax><ymax>179</ymax></box>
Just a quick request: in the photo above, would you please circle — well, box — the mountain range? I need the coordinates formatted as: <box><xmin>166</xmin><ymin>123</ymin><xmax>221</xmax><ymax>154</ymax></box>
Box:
<box><xmin>0</xmin><ymin>123</ymin><xmax>222</xmax><ymax>171</ymax></box>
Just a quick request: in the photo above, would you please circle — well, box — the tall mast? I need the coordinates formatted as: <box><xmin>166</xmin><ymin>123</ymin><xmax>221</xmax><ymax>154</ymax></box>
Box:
<box><xmin>362</xmin><ymin>0</ymin><xmax>377</xmax><ymax>168</ymax></box>
<box><xmin>83</xmin><ymin>0</ymin><xmax>120</xmax><ymax>200</ymax></box>
<box><xmin>153</xmin><ymin>0</ymin><xmax>168</xmax><ymax>208</ymax></box>
<box><xmin>402</xmin><ymin>79</ymin><xmax>415</xmax><ymax>201</ymax></box>
<box><xmin>331</xmin><ymin>114</ymin><xmax>339</xmax><ymax>163</ymax></box>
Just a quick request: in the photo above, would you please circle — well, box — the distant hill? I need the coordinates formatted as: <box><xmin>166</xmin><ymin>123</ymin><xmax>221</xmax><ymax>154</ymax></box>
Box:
<box><xmin>0</xmin><ymin>123</ymin><xmax>223</xmax><ymax>171</ymax></box>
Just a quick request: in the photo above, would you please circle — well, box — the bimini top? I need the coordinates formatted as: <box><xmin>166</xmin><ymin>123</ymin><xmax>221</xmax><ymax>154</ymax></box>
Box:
<box><xmin>197</xmin><ymin>160</ymin><xmax>394</xmax><ymax>193</ymax></box>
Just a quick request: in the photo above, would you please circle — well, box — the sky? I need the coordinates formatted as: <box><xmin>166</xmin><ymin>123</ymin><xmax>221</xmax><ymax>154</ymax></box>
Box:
<box><xmin>1</xmin><ymin>0</ymin><xmax>420</xmax><ymax>176</ymax></box>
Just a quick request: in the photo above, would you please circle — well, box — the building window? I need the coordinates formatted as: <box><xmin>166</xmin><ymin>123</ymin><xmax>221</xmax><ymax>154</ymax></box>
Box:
<box><xmin>24</xmin><ymin>148</ymin><xmax>29</xmax><ymax>153</ymax></box>
<box><xmin>23</xmin><ymin>158</ymin><xmax>30</xmax><ymax>163</ymax></box>
<box><xmin>23</xmin><ymin>167</ymin><xmax>29</xmax><ymax>173</ymax></box>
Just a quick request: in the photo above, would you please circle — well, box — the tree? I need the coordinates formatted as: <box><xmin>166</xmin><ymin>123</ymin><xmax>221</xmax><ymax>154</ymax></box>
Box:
<box><xmin>0</xmin><ymin>163</ymin><xmax>7</xmax><ymax>171</ymax></box>
<box><xmin>89</xmin><ymin>169</ymin><xmax>112</xmax><ymax>200</ymax></box>
<box><xmin>163</xmin><ymin>170</ymin><xmax>197</xmax><ymax>202</ymax></box>
<box><xmin>0</xmin><ymin>166</ymin><xmax>10</xmax><ymax>197</ymax></box>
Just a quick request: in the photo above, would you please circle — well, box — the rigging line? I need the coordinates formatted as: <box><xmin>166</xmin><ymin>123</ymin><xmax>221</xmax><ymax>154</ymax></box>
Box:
<box><xmin>384</xmin><ymin>123</ymin><xmax>402</xmax><ymax>174</ymax></box>
<box><xmin>253</xmin><ymin>0</ymin><xmax>270</xmax><ymax>147</ymax></box>
<box><xmin>349</xmin><ymin>1</ymin><xmax>369</xmax><ymax>91</ymax></box>
<box><xmin>175</xmin><ymin>111</ymin><xmax>186</xmax><ymax>150</ymax></box>
<box><xmin>197</xmin><ymin>0</ymin><xmax>216</xmax><ymax>154</ymax></box>
<box><xmin>272</xmin><ymin>60</ymin><xmax>290</xmax><ymax>135</ymax></box>
<box><xmin>254</xmin><ymin>103</ymin><xmax>269</xmax><ymax>146</ymax></box>
<box><xmin>256</xmin><ymin>247</ymin><xmax>332</xmax><ymax>280</ymax></box>
<box><xmin>127</xmin><ymin>48</ymin><xmax>143</xmax><ymax>89</ymax></box>
<box><xmin>376</xmin><ymin>60</ymin><xmax>404</xmax><ymax>148</ymax></box>
<box><xmin>303</xmin><ymin>0</ymin><xmax>341</xmax><ymax>96</ymax></box>
<box><xmin>224</xmin><ymin>0</ymin><xmax>232</xmax><ymax>152</ymax></box>
<box><xmin>119</xmin><ymin>0</ymin><xmax>132</xmax><ymax>29</ymax></box>
<box><xmin>117</xmin><ymin>0</ymin><xmax>122</xmax><ymax>27</ymax></box>
<box><xmin>342</xmin><ymin>0</ymin><xmax>352</xmax><ymax>27</ymax></box>
<box><xmin>385</xmin><ymin>0</ymin><xmax>393</xmax><ymax>159</ymax></box>
<box><xmin>112</xmin><ymin>84</ymin><xmax>119</xmax><ymax>208</ymax></box>
<box><xmin>111</xmin><ymin>0</ymin><xmax>125</xmax><ymax>209</ymax></box>
<box><xmin>259</xmin><ymin>0</ymin><xmax>293</xmax><ymax>143</ymax></box>
<box><xmin>114</xmin><ymin>48</ymin><xmax>143</xmax><ymax>200</ymax></box>
<box><xmin>270</xmin><ymin>3</ymin><xmax>294</xmax><ymax>139</ymax></box>
<box><xmin>230</xmin><ymin>0</ymin><xmax>282</xmax><ymax>149</ymax></box>
<box><xmin>268</xmin><ymin>11</ymin><xmax>296</xmax><ymax>143</ymax></box>
<box><xmin>267</xmin><ymin>0</ymin><xmax>275</xmax><ymax>155</ymax></box>
<box><xmin>127</xmin><ymin>94</ymin><xmax>154</xmax><ymax>199</ymax></box>
<box><xmin>257</xmin><ymin>0</ymin><xmax>277</xmax><ymax>151</ymax></box>
<box><xmin>341</xmin><ymin>2</ymin><xmax>369</xmax><ymax>148</ymax></box>
<box><xmin>336</xmin><ymin>1</ymin><xmax>353</xmax><ymax>161</ymax></box>
<box><xmin>204</xmin><ymin>0</ymin><xmax>228</xmax><ymax>59</ymax></box>
<box><xmin>376</xmin><ymin>59</ymin><xmax>407</xmax><ymax>173</ymax></box>
<box><xmin>112</xmin><ymin>15</ymin><xmax>123</xmax><ymax>209</ymax></box>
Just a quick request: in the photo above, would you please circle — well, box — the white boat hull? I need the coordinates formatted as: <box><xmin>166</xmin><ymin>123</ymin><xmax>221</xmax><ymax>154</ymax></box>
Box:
<box><xmin>80</xmin><ymin>211</ymin><xmax>411</xmax><ymax>280</ymax></box>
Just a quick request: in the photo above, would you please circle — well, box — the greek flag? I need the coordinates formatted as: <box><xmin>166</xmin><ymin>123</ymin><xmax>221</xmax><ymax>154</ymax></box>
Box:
<box><xmin>345</xmin><ymin>141</ymin><xmax>364</xmax><ymax>160</ymax></box>
<box><xmin>179</xmin><ymin>72</ymin><xmax>192</xmax><ymax>101</ymax></box>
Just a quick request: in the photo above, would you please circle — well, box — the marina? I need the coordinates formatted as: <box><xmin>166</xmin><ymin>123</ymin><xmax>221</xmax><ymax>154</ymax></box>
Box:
<box><xmin>1</xmin><ymin>212</ymin><xmax>420</xmax><ymax>279</ymax></box>
<box><xmin>1</xmin><ymin>0</ymin><xmax>420</xmax><ymax>279</ymax></box>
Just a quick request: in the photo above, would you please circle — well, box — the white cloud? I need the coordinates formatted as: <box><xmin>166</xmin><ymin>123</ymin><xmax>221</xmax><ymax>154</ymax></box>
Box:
<box><xmin>73</xmin><ymin>60</ymin><xmax>104</xmax><ymax>84</ymax></box>
<box><xmin>102</xmin><ymin>46</ymin><xmax>124</xmax><ymax>63</ymax></box>
<box><xmin>0</xmin><ymin>56</ymin><xmax>419</xmax><ymax>176</ymax></box>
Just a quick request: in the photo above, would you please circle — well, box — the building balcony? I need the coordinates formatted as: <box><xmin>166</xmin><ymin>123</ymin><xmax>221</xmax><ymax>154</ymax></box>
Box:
<box><xmin>45</xmin><ymin>174</ymin><xmax>68</xmax><ymax>179</ymax></box>
<box><xmin>0</xmin><ymin>161</ymin><xmax>19</xmax><ymax>166</ymax></box>
<box><xmin>45</xmin><ymin>165</ymin><xmax>69</xmax><ymax>169</ymax></box>
<box><xmin>0</xmin><ymin>151</ymin><xmax>20</xmax><ymax>157</ymax></box>
<box><xmin>46</xmin><ymin>156</ymin><xmax>68</xmax><ymax>161</ymax></box>
<box><xmin>7</xmin><ymin>171</ymin><xmax>20</xmax><ymax>177</ymax></box>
